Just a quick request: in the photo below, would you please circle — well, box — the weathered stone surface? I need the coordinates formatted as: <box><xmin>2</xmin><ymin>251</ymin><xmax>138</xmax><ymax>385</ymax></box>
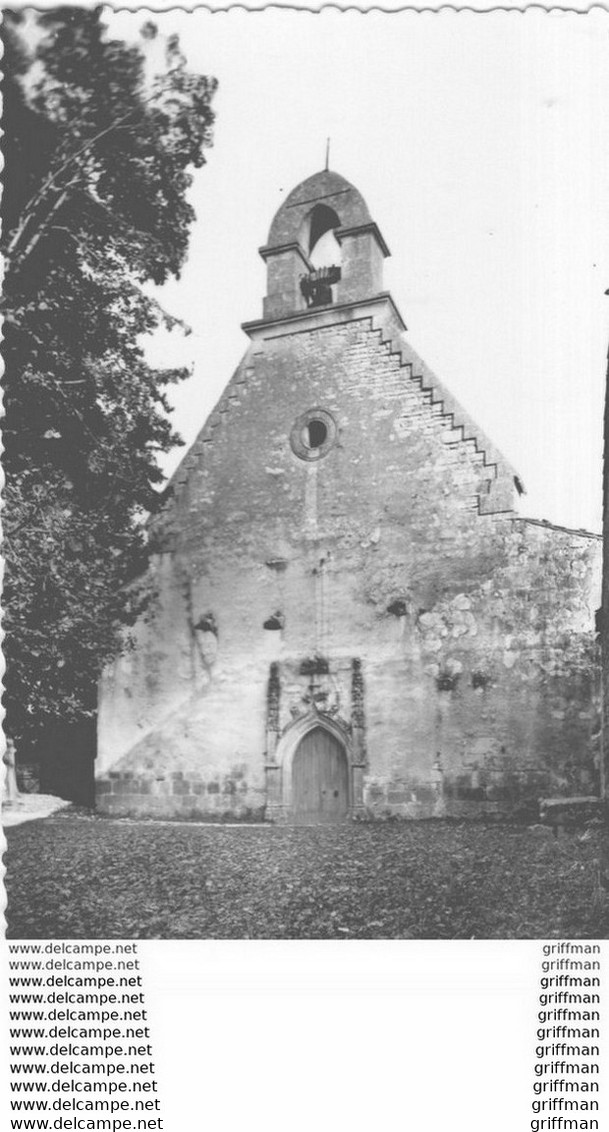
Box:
<box><xmin>97</xmin><ymin>169</ymin><xmax>601</xmax><ymax>822</ymax></box>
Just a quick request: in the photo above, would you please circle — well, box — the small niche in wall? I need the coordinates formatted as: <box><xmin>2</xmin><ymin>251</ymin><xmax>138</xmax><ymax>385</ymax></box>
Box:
<box><xmin>194</xmin><ymin>612</ymin><xmax>217</xmax><ymax>637</ymax></box>
<box><xmin>193</xmin><ymin>613</ymin><xmax>218</xmax><ymax>667</ymax></box>
<box><xmin>471</xmin><ymin>671</ymin><xmax>491</xmax><ymax>691</ymax></box>
<box><xmin>264</xmin><ymin>612</ymin><xmax>285</xmax><ymax>631</ymax></box>
<box><xmin>387</xmin><ymin>599</ymin><xmax>409</xmax><ymax>617</ymax></box>
<box><xmin>435</xmin><ymin>661</ymin><xmax>462</xmax><ymax>693</ymax></box>
<box><xmin>265</xmin><ymin>559</ymin><xmax>288</xmax><ymax>573</ymax></box>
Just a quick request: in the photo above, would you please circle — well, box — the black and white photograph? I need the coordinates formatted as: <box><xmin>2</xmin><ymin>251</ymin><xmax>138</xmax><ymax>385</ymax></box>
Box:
<box><xmin>2</xmin><ymin>3</ymin><xmax>609</xmax><ymax>940</ymax></box>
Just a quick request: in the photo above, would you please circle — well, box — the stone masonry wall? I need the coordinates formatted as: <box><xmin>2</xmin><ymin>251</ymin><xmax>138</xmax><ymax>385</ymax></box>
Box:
<box><xmin>360</xmin><ymin>518</ymin><xmax>600</xmax><ymax>819</ymax></box>
<box><xmin>97</xmin><ymin>309</ymin><xmax>601</xmax><ymax>819</ymax></box>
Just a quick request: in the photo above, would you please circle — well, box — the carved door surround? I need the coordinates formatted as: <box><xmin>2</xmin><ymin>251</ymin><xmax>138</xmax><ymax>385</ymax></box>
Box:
<box><xmin>264</xmin><ymin>657</ymin><xmax>367</xmax><ymax>822</ymax></box>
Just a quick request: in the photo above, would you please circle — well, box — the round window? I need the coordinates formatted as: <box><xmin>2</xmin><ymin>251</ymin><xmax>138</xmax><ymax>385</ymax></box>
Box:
<box><xmin>290</xmin><ymin>408</ymin><xmax>337</xmax><ymax>462</ymax></box>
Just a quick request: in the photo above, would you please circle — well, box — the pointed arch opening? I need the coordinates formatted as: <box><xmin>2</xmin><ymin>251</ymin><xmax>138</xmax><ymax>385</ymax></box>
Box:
<box><xmin>305</xmin><ymin>203</ymin><xmax>341</xmax><ymax>259</ymax></box>
<box><xmin>272</xmin><ymin>714</ymin><xmax>352</xmax><ymax>824</ymax></box>
<box><xmin>295</xmin><ymin>205</ymin><xmax>343</xmax><ymax>309</ymax></box>
<box><xmin>291</xmin><ymin>724</ymin><xmax>349</xmax><ymax>824</ymax></box>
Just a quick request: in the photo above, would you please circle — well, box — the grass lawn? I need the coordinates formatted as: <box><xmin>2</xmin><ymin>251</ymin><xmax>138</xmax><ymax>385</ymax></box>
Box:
<box><xmin>4</xmin><ymin>814</ymin><xmax>608</xmax><ymax>939</ymax></box>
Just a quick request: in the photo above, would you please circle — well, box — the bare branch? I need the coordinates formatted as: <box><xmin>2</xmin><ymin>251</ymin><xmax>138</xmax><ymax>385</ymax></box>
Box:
<box><xmin>6</xmin><ymin>86</ymin><xmax>166</xmax><ymax>269</ymax></box>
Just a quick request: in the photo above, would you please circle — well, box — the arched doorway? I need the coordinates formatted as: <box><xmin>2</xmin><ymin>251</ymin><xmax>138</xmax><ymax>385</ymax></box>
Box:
<box><xmin>292</xmin><ymin>725</ymin><xmax>349</xmax><ymax>824</ymax></box>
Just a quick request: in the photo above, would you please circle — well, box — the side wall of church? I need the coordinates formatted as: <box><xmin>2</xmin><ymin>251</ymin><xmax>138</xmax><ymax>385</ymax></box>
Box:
<box><xmin>96</xmin><ymin>314</ymin><xmax>601</xmax><ymax>819</ymax></box>
<box><xmin>360</xmin><ymin>518</ymin><xmax>600</xmax><ymax>818</ymax></box>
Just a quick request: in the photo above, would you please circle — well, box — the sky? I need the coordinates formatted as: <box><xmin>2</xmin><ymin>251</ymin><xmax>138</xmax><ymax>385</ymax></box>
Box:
<box><xmin>109</xmin><ymin>6</ymin><xmax>609</xmax><ymax>532</ymax></box>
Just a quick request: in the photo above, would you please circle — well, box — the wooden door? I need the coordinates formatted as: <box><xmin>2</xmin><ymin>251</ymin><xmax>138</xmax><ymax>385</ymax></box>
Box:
<box><xmin>292</xmin><ymin>727</ymin><xmax>349</xmax><ymax>824</ymax></box>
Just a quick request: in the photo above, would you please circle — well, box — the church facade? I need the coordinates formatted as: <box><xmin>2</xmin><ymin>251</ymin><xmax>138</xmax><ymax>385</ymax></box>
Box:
<box><xmin>96</xmin><ymin>170</ymin><xmax>601</xmax><ymax>822</ymax></box>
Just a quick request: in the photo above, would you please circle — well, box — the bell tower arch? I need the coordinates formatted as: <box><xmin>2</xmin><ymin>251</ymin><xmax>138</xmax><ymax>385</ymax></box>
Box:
<box><xmin>258</xmin><ymin>169</ymin><xmax>390</xmax><ymax>322</ymax></box>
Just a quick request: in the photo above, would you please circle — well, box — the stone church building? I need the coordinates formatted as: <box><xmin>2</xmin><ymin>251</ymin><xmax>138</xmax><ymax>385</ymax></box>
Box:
<box><xmin>97</xmin><ymin>169</ymin><xmax>601</xmax><ymax>822</ymax></box>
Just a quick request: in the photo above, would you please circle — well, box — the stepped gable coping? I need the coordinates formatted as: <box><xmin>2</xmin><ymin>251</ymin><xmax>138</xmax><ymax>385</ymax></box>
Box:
<box><xmin>393</xmin><ymin>335</ymin><xmax>520</xmax><ymax>483</ymax></box>
<box><xmin>159</xmin><ymin>292</ymin><xmax>522</xmax><ymax>513</ymax></box>
<box><xmin>243</xmin><ymin>290</ymin><xmax>519</xmax><ymax>487</ymax></box>
<box><xmin>510</xmin><ymin>516</ymin><xmax>601</xmax><ymax>541</ymax></box>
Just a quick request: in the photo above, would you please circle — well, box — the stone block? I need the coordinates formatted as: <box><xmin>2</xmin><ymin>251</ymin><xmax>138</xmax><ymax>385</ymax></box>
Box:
<box><xmin>172</xmin><ymin>780</ymin><xmax>192</xmax><ymax>796</ymax></box>
<box><xmin>411</xmin><ymin>784</ymin><xmax>438</xmax><ymax>805</ymax></box>
<box><xmin>133</xmin><ymin>779</ymin><xmax>153</xmax><ymax>795</ymax></box>
<box><xmin>387</xmin><ymin>789</ymin><xmax>409</xmax><ymax>803</ymax></box>
<box><xmin>539</xmin><ymin>796</ymin><xmax>603</xmax><ymax>828</ymax></box>
<box><xmin>365</xmin><ymin>784</ymin><xmax>386</xmax><ymax>802</ymax></box>
<box><xmin>112</xmin><ymin>779</ymin><xmax>135</xmax><ymax>795</ymax></box>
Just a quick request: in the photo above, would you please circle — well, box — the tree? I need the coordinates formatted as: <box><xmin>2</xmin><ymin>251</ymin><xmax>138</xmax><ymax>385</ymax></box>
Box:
<box><xmin>1</xmin><ymin>8</ymin><xmax>217</xmax><ymax>764</ymax></box>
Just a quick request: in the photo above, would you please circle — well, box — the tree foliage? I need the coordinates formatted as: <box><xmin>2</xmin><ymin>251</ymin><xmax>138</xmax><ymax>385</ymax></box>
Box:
<box><xmin>2</xmin><ymin>8</ymin><xmax>217</xmax><ymax>744</ymax></box>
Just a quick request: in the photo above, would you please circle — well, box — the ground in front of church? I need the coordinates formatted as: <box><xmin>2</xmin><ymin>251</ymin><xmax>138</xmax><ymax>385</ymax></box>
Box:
<box><xmin>4</xmin><ymin>814</ymin><xmax>607</xmax><ymax>939</ymax></box>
